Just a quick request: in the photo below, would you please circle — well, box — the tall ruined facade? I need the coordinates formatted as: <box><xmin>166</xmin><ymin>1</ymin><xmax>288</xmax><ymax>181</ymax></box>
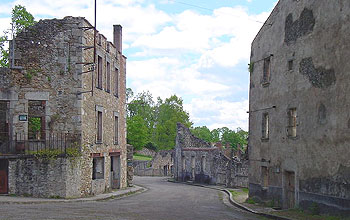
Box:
<box><xmin>0</xmin><ymin>16</ymin><xmax>127</xmax><ymax>197</ymax></box>
<box><xmin>249</xmin><ymin>0</ymin><xmax>350</xmax><ymax>214</ymax></box>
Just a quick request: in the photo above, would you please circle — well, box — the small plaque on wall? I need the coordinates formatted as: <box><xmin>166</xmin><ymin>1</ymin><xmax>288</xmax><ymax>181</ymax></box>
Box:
<box><xmin>19</xmin><ymin>115</ymin><xmax>28</xmax><ymax>121</ymax></box>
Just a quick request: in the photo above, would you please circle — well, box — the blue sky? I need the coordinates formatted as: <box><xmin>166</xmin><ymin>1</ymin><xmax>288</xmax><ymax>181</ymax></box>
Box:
<box><xmin>0</xmin><ymin>0</ymin><xmax>278</xmax><ymax>130</ymax></box>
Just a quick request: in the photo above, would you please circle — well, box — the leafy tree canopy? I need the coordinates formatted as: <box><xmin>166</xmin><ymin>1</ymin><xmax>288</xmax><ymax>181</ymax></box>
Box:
<box><xmin>0</xmin><ymin>5</ymin><xmax>36</xmax><ymax>67</ymax></box>
<box><xmin>126</xmin><ymin>89</ymin><xmax>192</xmax><ymax>151</ymax></box>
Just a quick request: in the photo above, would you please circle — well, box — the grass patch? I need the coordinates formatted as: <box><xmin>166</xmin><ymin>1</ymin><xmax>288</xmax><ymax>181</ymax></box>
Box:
<box><xmin>272</xmin><ymin>209</ymin><xmax>350</xmax><ymax>220</ymax></box>
<box><xmin>242</xmin><ymin>188</ymin><xmax>249</xmax><ymax>194</ymax></box>
<box><xmin>245</xmin><ymin>197</ymin><xmax>258</xmax><ymax>204</ymax></box>
<box><xmin>133</xmin><ymin>153</ymin><xmax>152</xmax><ymax>161</ymax></box>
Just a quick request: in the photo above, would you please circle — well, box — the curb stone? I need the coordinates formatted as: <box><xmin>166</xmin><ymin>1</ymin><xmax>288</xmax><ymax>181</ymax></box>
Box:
<box><xmin>168</xmin><ymin>179</ymin><xmax>292</xmax><ymax>220</ymax></box>
<box><xmin>0</xmin><ymin>185</ymin><xmax>146</xmax><ymax>204</ymax></box>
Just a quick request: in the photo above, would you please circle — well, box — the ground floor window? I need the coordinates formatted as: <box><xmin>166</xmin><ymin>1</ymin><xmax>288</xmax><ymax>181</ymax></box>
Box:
<box><xmin>92</xmin><ymin>157</ymin><xmax>104</xmax><ymax>180</ymax></box>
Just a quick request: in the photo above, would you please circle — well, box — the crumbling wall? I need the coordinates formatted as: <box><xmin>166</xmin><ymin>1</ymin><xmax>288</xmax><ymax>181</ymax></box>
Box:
<box><xmin>285</xmin><ymin>8</ymin><xmax>315</xmax><ymax>44</ymax></box>
<box><xmin>299</xmin><ymin>57</ymin><xmax>336</xmax><ymax>89</ymax></box>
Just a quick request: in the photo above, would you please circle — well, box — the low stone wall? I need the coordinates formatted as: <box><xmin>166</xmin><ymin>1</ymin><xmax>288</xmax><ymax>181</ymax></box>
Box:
<box><xmin>133</xmin><ymin>150</ymin><xmax>173</xmax><ymax>177</ymax></box>
<box><xmin>8</xmin><ymin>157</ymin><xmax>81</xmax><ymax>198</ymax></box>
<box><xmin>135</xmin><ymin>148</ymin><xmax>156</xmax><ymax>157</ymax></box>
<box><xmin>229</xmin><ymin>159</ymin><xmax>249</xmax><ymax>188</ymax></box>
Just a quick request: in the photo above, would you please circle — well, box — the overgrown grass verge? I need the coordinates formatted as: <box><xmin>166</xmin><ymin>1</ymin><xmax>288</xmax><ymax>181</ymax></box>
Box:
<box><xmin>133</xmin><ymin>153</ymin><xmax>153</xmax><ymax>161</ymax></box>
<box><xmin>271</xmin><ymin>208</ymin><xmax>350</xmax><ymax>220</ymax></box>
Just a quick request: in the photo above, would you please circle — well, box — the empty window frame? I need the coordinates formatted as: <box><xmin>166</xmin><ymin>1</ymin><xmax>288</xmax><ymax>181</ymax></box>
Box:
<box><xmin>28</xmin><ymin>100</ymin><xmax>46</xmax><ymax>140</ymax></box>
<box><xmin>97</xmin><ymin>110</ymin><xmax>103</xmax><ymax>143</ymax></box>
<box><xmin>288</xmin><ymin>108</ymin><xmax>297</xmax><ymax>137</ymax></box>
<box><xmin>263</xmin><ymin>57</ymin><xmax>271</xmax><ymax>83</ymax></box>
<box><xmin>97</xmin><ymin>56</ymin><xmax>103</xmax><ymax>89</ymax></box>
<box><xmin>261</xmin><ymin>166</ymin><xmax>269</xmax><ymax>188</ymax></box>
<box><xmin>201</xmin><ymin>156</ymin><xmax>206</xmax><ymax>172</ymax></box>
<box><xmin>114</xmin><ymin>68</ymin><xmax>119</xmax><ymax>97</ymax></box>
<box><xmin>262</xmin><ymin>113</ymin><xmax>269</xmax><ymax>139</ymax></box>
<box><xmin>92</xmin><ymin>157</ymin><xmax>104</xmax><ymax>179</ymax></box>
<box><xmin>288</xmin><ymin>60</ymin><xmax>294</xmax><ymax>71</ymax></box>
<box><xmin>114</xmin><ymin>115</ymin><xmax>119</xmax><ymax>144</ymax></box>
<box><xmin>97</xmin><ymin>34</ymin><xmax>102</xmax><ymax>45</ymax></box>
<box><xmin>106</xmin><ymin>61</ymin><xmax>111</xmax><ymax>93</ymax></box>
<box><xmin>182</xmin><ymin>156</ymin><xmax>185</xmax><ymax>170</ymax></box>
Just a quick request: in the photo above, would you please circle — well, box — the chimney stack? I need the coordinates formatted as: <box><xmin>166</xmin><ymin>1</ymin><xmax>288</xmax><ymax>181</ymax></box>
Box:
<box><xmin>113</xmin><ymin>25</ymin><xmax>122</xmax><ymax>53</ymax></box>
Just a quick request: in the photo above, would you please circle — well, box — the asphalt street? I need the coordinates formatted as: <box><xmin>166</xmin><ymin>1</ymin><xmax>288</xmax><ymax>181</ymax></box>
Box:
<box><xmin>0</xmin><ymin>176</ymin><xmax>261</xmax><ymax>220</ymax></box>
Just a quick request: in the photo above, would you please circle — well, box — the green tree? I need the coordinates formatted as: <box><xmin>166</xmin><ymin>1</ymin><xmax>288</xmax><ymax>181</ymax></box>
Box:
<box><xmin>0</xmin><ymin>5</ymin><xmax>36</xmax><ymax>67</ymax></box>
<box><xmin>154</xmin><ymin>95</ymin><xmax>192</xmax><ymax>149</ymax></box>
<box><xmin>126</xmin><ymin>115</ymin><xmax>149</xmax><ymax>151</ymax></box>
<box><xmin>211</xmin><ymin>128</ymin><xmax>221</xmax><ymax>142</ymax></box>
<box><xmin>0</xmin><ymin>36</ymin><xmax>9</xmax><ymax>67</ymax></box>
<box><xmin>12</xmin><ymin>5</ymin><xmax>36</xmax><ymax>34</ymax></box>
<box><xmin>221</xmin><ymin>127</ymin><xmax>248</xmax><ymax>150</ymax></box>
<box><xmin>191</xmin><ymin>126</ymin><xmax>212</xmax><ymax>143</ymax></box>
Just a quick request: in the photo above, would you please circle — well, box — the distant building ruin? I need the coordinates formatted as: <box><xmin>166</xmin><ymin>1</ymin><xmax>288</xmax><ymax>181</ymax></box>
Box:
<box><xmin>174</xmin><ymin>123</ymin><xmax>248</xmax><ymax>188</ymax></box>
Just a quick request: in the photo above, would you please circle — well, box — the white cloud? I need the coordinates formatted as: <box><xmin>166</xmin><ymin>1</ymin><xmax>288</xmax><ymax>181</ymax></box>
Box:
<box><xmin>185</xmin><ymin>98</ymin><xmax>249</xmax><ymax>130</ymax></box>
<box><xmin>0</xmin><ymin>0</ymin><xmax>275</xmax><ymax>130</ymax></box>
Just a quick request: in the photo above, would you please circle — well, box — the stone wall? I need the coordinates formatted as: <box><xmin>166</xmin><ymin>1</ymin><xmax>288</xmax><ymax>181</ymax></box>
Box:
<box><xmin>135</xmin><ymin>148</ymin><xmax>156</xmax><ymax>157</ymax></box>
<box><xmin>133</xmin><ymin>150</ymin><xmax>174</xmax><ymax>176</ymax></box>
<box><xmin>8</xmin><ymin>157</ymin><xmax>81</xmax><ymax>198</ymax></box>
<box><xmin>249</xmin><ymin>0</ymin><xmax>350</xmax><ymax>214</ymax></box>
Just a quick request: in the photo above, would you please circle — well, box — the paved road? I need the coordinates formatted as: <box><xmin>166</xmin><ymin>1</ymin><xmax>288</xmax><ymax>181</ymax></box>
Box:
<box><xmin>0</xmin><ymin>176</ymin><xmax>261</xmax><ymax>220</ymax></box>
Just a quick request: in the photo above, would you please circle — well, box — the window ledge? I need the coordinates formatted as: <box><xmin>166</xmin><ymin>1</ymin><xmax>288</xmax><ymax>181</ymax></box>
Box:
<box><xmin>95</xmin><ymin>141</ymin><xmax>103</xmax><ymax>144</ymax></box>
<box><xmin>262</xmin><ymin>81</ymin><xmax>270</xmax><ymax>87</ymax></box>
<box><xmin>287</xmin><ymin>135</ymin><xmax>299</xmax><ymax>140</ymax></box>
<box><xmin>114</xmin><ymin>142</ymin><xmax>119</xmax><ymax>145</ymax></box>
<box><xmin>261</xmin><ymin>138</ymin><xmax>269</xmax><ymax>142</ymax></box>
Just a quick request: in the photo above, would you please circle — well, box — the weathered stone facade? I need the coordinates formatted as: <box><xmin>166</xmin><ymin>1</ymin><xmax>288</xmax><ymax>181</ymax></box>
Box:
<box><xmin>249</xmin><ymin>0</ymin><xmax>350</xmax><ymax>214</ymax></box>
<box><xmin>174</xmin><ymin>123</ymin><xmax>248</xmax><ymax>187</ymax></box>
<box><xmin>0</xmin><ymin>16</ymin><xmax>127</xmax><ymax>197</ymax></box>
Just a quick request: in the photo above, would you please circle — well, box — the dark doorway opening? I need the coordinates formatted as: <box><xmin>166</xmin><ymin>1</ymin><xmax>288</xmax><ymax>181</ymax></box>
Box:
<box><xmin>0</xmin><ymin>159</ymin><xmax>8</xmax><ymax>194</ymax></box>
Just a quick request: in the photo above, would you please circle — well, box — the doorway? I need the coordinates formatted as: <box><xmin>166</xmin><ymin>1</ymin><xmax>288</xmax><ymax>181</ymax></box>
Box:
<box><xmin>110</xmin><ymin>156</ymin><xmax>121</xmax><ymax>189</ymax></box>
<box><xmin>0</xmin><ymin>159</ymin><xmax>8</xmax><ymax>194</ymax></box>
<box><xmin>284</xmin><ymin>171</ymin><xmax>295</xmax><ymax>208</ymax></box>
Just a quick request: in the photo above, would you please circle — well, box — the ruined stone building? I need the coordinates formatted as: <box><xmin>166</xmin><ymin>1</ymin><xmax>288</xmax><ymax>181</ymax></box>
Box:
<box><xmin>249</xmin><ymin>0</ymin><xmax>350</xmax><ymax>214</ymax></box>
<box><xmin>174</xmin><ymin>123</ymin><xmax>248</xmax><ymax>187</ymax></box>
<box><xmin>0</xmin><ymin>16</ymin><xmax>127</xmax><ymax>198</ymax></box>
<box><xmin>133</xmin><ymin>149</ymin><xmax>174</xmax><ymax>177</ymax></box>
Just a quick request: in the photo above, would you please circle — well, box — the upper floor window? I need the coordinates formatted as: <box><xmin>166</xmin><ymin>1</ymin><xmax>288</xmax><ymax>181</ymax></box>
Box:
<box><xmin>288</xmin><ymin>108</ymin><xmax>297</xmax><ymax>137</ymax></box>
<box><xmin>263</xmin><ymin>57</ymin><xmax>271</xmax><ymax>84</ymax></box>
<box><xmin>97</xmin><ymin>110</ymin><xmax>103</xmax><ymax>143</ymax></box>
<box><xmin>114</xmin><ymin>68</ymin><xmax>119</xmax><ymax>97</ymax></box>
<box><xmin>262</xmin><ymin>112</ymin><xmax>269</xmax><ymax>140</ymax></box>
<box><xmin>114</xmin><ymin>115</ymin><xmax>119</xmax><ymax>144</ymax></box>
<box><xmin>97</xmin><ymin>56</ymin><xmax>103</xmax><ymax>89</ymax></box>
<box><xmin>106</xmin><ymin>62</ymin><xmax>111</xmax><ymax>93</ymax></box>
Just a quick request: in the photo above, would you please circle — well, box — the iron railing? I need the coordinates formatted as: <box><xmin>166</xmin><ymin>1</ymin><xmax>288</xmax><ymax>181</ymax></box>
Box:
<box><xmin>0</xmin><ymin>132</ymin><xmax>80</xmax><ymax>156</ymax></box>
